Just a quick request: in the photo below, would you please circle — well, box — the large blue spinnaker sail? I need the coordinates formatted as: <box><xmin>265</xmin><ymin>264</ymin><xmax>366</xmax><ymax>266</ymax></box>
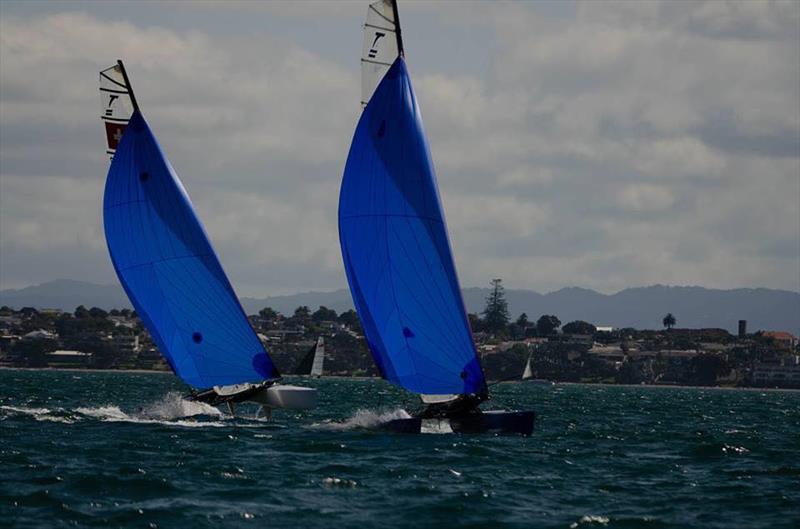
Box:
<box><xmin>339</xmin><ymin>57</ymin><xmax>486</xmax><ymax>397</ymax></box>
<box><xmin>103</xmin><ymin>109</ymin><xmax>278</xmax><ymax>388</ymax></box>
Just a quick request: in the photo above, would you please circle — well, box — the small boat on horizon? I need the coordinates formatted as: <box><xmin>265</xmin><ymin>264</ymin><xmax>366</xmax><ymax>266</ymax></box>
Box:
<box><xmin>337</xmin><ymin>0</ymin><xmax>535</xmax><ymax>435</ymax></box>
<box><xmin>99</xmin><ymin>61</ymin><xmax>316</xmax><ymax>417</ymax></box>
<box><xmin>293</xmin><ymin>336</ymin><xmax>326</xmax><ymax>378</ymax></box>
<box><xmin>522</xmin><ymin>351</ymin><xmax>555</xmax><ymax>385</ymax></box>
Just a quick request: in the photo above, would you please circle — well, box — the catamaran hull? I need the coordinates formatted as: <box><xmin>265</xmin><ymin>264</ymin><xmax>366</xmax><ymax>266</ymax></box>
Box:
<box><xmin>261</xmin><ymin>384</ymin><xmax>317</xmax><ymax>410</ymax></box>
<box><xmin>191</xmin><ymin>383</ymin><xmax>317</xmax><ymax>410</ymax></box>
<box><xmin>382</xmin><ymin>410</ymin><xmax>535</xmax><ymax>435</ymax></box>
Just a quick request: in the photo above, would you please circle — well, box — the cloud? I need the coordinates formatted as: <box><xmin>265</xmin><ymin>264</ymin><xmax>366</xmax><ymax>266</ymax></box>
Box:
<box><xmin>1</xmin><ymin>1</ymin><xmax>798</xmax><ymax>297</ymax></box>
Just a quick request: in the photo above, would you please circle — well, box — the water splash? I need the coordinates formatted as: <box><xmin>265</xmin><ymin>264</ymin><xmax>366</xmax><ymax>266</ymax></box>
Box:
<box><xmin>73</xmin><ymin>393</ymin><xmax>226</xmax><ymax>427</ymax></box>
<box><xmin>74</xmin><ymin>403</ymin><xmax>227</xmax><ymax>428</ymax></box>
<box><xmin>138</xmin><ymin>391</ymin><xmax>223</xmax><ymax>420</ymax></box>
<box><xmin>312</xmin><ymin>408</ymin><xmax>411</xmax><ymax>431</ymax></box>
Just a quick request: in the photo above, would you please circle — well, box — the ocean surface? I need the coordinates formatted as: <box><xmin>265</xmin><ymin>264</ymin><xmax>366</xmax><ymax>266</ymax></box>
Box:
<box><xmin>1</xmin><ymin>369</ymin><xmax>798</xmax><ymax>529</ymax></box>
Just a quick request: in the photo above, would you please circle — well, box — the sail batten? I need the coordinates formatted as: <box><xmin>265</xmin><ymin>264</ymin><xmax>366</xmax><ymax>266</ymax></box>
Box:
<box><xmin>99</xmin><ymin>62</ymin><xmax>136</xmax><ymax>158</ymax></box>
<box><xmin>339</xmin><ymin>56</ymin><xmax>486</xmax><ymax>397</ymax></box>
<box><xmin>361</xmin><ymin>0</ymin><xmax>400</xmax><ymax>107</ymax></box>
<box><xmin>101</xmin><ymin>64</ymin><xmax>279</xmax><ymax>389</ymax></box>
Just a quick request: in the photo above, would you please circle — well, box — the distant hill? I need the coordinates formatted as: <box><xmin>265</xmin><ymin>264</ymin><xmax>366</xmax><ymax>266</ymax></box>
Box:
<box><xmin>0</xmin><ymin>279</ymin><xmax>131</xmax><ymax>311</ymax></box>
<box><xmin>2</xmin><ymin>279</ymin><xmax>797</xmax><ymax>334</ymax></box>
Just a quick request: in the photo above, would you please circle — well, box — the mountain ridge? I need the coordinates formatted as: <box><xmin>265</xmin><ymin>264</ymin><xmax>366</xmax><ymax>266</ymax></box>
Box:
<box><xmin>2</xmin><ymin>279</ymin><xmax>797</xmax><ymax>334</ymax></box>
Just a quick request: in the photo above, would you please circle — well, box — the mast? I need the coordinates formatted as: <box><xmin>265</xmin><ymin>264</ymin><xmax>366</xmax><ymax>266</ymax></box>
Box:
<box><xmin>116</xmin><ymin>59</ymin><xmax>139</xmax><ymax>112</ymax></box>
<box><xmin>391</xmin><ymin>0</ymin><xmax>403</xmax><ymax>56</ymax></box>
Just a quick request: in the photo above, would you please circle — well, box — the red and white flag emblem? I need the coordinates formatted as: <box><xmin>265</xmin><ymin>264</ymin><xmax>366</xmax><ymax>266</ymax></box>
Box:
<box><xmin>105</xmin><ymin>122</ymin><xmax>127</xmax><ymax>150</ymax></box>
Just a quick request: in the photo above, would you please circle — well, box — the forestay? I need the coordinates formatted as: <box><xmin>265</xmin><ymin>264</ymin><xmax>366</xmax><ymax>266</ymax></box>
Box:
<box><xmin>102</xmin><ymin>104</ymin><xmax>279</xmax><ymax>389</ymax></box>
<box><xmin>361</xmin><ymin>0</ymin><xmax>400</xmax><ymax>107</ymax></box>
<box><xmin>99</xmin><ymin>63</ymin><xmax>136</xmax><ymax>159</ymax></box>
<box><xmin>339</xmin><ymin>57</ymin><xmax>487</xmax><ymax>397</ymax></box>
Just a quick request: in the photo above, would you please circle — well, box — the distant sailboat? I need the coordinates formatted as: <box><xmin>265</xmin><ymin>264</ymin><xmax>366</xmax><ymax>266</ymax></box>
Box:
<box><xmin>294</xmin><ymin>336</ymin><xmax>325</xmax><ymax>377</ymax></box>
<box><xmin>522</xmin><ymin>353</ymin><xmax>534</xmax><ymax>380</ymax></box>
<box><xmin>338</xmin><ymin>1</ymin><xmax>535</xmax><ymax>434</ymax></box>
<box><xmin>100</xmin><ymin>61</ymin><xmax>316</xmax><ymax>416</ymax></box>
<box><xmin>522</xmin><ymin>351</ymin><xmax>553</xmax><ymax>385</ymax></box>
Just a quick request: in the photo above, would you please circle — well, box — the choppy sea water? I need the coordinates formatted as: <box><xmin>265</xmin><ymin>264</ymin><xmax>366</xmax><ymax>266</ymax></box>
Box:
<box><xmin>1</xmin><ymin>369</ymin><xmax>798</xmax><ymax>529</ymax></box>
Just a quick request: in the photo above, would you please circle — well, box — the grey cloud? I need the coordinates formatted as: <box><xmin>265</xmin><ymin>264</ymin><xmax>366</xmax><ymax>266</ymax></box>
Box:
<box><xmin>1</xmin><ymin>1</ymin><xmax>798</xmax><ymax>297</ymax></box>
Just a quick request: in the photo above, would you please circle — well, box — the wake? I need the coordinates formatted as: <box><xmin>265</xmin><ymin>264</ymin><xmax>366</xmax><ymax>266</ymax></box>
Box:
<box><xmin>1</xmin><ymin>392</ymin><xmax>227</xmax><ymax>428</ymax></box>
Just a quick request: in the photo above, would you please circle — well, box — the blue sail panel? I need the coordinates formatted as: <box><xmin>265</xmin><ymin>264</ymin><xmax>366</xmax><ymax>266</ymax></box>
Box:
<box><xmin>338</xmin><ymin>57</ymin><xmax>486</xmax><ymax>396</ymax></box>
<box><xmin>103</xmin><ymin>110</ymin><xmax>278</xmax><ymax>388</ymax></box>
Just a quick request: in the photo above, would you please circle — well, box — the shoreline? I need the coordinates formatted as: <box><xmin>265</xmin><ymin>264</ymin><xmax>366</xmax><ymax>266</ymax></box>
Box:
<box><xmin>1</xmin><ymin>366</ymin><xmax>797</xmax><ymax>391</ymax></box>
<box><xmin>0</xmin><ymin>366</ymin><xmax>173</xmax><ymax>375</ymax></box>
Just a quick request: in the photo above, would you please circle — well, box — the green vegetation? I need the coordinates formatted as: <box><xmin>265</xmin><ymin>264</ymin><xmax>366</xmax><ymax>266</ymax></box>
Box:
<box><xmin>1</xmin><ymin>294</ymin><xmax>797</xmax><ymax>388</ymax></box>
<box><xmin>482</xmin><ymin>278</ymin><xmax>510</xmax><ymax>335</ymax></box>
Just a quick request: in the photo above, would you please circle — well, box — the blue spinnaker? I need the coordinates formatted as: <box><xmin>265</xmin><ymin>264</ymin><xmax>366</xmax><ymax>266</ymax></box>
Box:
<box><xmin>103</xmin><ymin>111</ymin><xmax>278</xmax><ymax>388</ymax></box>
<box><xmin>339</xmin><ymin>57</ymin><xmax>486</xmax><ymax>396</ymax></box>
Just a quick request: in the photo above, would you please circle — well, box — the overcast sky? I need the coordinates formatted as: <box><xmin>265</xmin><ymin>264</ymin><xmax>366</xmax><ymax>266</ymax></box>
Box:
<box><xmin>1</xmin><ymin>0</ymin><xmax>798</xmax><ymax>296</ymax></box>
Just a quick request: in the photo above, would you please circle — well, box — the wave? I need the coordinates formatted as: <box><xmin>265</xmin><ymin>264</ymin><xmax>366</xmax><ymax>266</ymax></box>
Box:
<box><xmin>0</xmin><ymin>405</ymin><xmax>76</xmax><ymax>423</ymax></box>
<box><xmin>2</xmin><ymin>393</ymin><xmax>228</xmax><ymax>428</ymax></box>
<box><xmin>75</xmin><ymin>392</ymin><xmax>226</xmax><ymax>427</ymax></box>
<box><xmin>311</xmin><ymin>408</ymin><xmax>411</xmax><ymax>431</ymax></box>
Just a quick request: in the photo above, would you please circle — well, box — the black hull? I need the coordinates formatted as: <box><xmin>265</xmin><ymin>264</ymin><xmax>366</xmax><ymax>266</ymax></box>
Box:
<box><xmin>382</xmin><ymin>410</ymin><xmax>535</xmax><ymax>435</ymax></box>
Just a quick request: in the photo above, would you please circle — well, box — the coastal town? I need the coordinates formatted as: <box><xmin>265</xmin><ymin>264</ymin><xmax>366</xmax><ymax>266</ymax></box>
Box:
<box><xmin>2</xmin><ymin>284</ymin><xmax>798</xmax><ymax>389</ymax></box>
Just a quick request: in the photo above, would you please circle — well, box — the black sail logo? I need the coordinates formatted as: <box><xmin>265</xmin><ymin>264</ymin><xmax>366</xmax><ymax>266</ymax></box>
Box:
<box><xmin>105</xmin><ymin>94</ymin><xmax>119</xmax><ymax>116</ymax></box>
<box><xmin>368</xmin><ymin>32</ymin><xmax>385</xmax><ymax>58</ymax></box>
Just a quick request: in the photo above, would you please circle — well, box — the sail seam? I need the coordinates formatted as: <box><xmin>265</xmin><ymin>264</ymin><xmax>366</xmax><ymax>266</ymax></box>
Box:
<box><xmin>340</xmin><ymin>213</ymin><xmax>444</xmax><ymax>222</ymax></box>
<box><xmin>361</xmin><ymin>58</ymin><xmax>394</xmax><ymax>67</ymax></box>
<box><xmin>393</xmin><ymin>217</ymin><xmax>469</xmax><ymax>357</ymax></box>
<box><xmin>368</xmin><ymin>4</ymin><xmax>394</xmax><ymax>25</ymax></box>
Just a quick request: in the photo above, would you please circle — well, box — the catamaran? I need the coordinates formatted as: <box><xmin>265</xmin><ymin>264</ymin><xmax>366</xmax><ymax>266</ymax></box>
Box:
<box><xmin>100</xmin><ymin>61</ymin><xmax>316</xmax><ymax>416</ymax></box>
<box><xmin>338</xmin><ymin>1</ymin><xmax>535</xmax><ymax>434</ymax></box>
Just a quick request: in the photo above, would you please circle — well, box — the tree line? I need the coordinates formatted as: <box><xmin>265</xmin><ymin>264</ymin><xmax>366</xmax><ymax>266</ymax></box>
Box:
<box><xmin>469</xmin><ymin>278</ymin><xmax>596</xmax><ymax>339</ymax></box>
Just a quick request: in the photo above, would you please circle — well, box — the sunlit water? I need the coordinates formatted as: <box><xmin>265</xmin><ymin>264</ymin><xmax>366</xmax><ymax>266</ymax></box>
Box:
<box><xmin>1</xmin><ymin>369</ymin><xmax>798</xmax><ymax>528</ymax></box>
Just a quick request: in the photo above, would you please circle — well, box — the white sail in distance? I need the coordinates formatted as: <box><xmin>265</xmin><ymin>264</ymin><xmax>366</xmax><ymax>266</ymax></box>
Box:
<box><xmin>522</xmin><ymin>353</ymin><xmax>534</xmax><ymax>380</ymax></box>
<box><xmin>100</xmin><ymin>62</ymin><xmax>136</xmax><ymax>159</ymax></box>
<box><xmin>361</xmin><ymin>0</ymin><xmax>400</xmax><ymax>107</ymax></box>
<box><xmin>310</xmin><ymin>337</ymin><xmax>325</xmax><ymax>377</ymax></box>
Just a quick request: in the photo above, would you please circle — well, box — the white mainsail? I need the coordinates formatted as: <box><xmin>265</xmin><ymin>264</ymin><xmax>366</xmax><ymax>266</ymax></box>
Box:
<box><xmin>99</xmin><ymin>62</ymin><xmax>136</xmax><ymax>159</ymax></box>
<box><xmin>361</xmin><ymin>0</ymin><xmax>400</xmax><ymax>107</ymax></box>
<box><xmin>310</xmin><ymin>337</ymin><xmax>325</xmax><ymax>377</ymax></box>
<box><xmin>522</xmin><ymin>353</ymin><xmax>534</xmax><ymax>380</ymax></box>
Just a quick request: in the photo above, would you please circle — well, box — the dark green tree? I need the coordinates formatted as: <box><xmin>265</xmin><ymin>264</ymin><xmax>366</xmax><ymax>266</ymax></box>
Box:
<box><xmin>562</xmin><ymin>320</ymin><xmax>597</xmax><ymax>336</ymax></box>
<box><xmin>74</xmin><ymin>305</ymin><xmax>90</xmax><ymax>319</ymax></box>
<box><xmin>337</xmin><ymin>309</ymin><xmax>362</xmax><ymax>333</ymax></box>
<box><xmin>12</xmin><ymin>338</ymin><xmax>58</xmax><ymax>367</ymax></box>
<box><xmin>662</xmin><ymin>313</ymin><xmax>676</xmax><ymax>330</ymax></box>
<box><xmin>467</xmin><ymin>313</ymin><xmax>485</xmax><ymax>333</ymax></box>
<box><xmin>312</xmin><ymin>306</ymin><xmax>338</xmax><ymax>322</ymax></box>
<box><xmin>687</xmin><ymin>353</ymin><xmax>730</xmax><ymax>385</ymax></box>
<box><xmin>20</xmin><ymin>307</ymin><xmax>39</xmax><ymax>318</ymax></box>
<box><xmin>259</xmin><ymin>307</ymin><xmax>279</xmax><ymax>320</ymax></box>
<box><xmin>89</xmin><ymin>307</ymin><xmax>108</xmax><ymax>319</ymax></box>
<box><xmin>507</xmin><ymin>313</ymin><xmax>530</xmax><ymax>340</ymax></box>
<box><xmin>482</xmin><ymin>278</ymin><xmax>510</xmax><ymax>335</ymax></box>
<box><xmin>292</xmin><ymin>306</ymin><xmax>311</xmax><ymax>323</ymax></box>
<box><xmin>536</xmin><ymin>314</ymin><xmax>561</xmax><ymax>336</ymax></box>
